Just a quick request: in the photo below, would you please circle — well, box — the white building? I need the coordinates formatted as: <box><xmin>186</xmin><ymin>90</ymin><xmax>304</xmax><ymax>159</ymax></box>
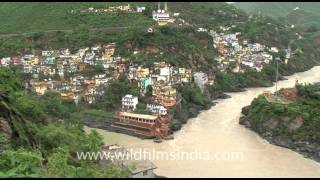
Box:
<box><xmin>0</xmin><ymin>57</ymin><xmax>11</xmax><ymax>66</ymax></box>
<box><xmin>270</xmin><ymin>47</ymin><xmax>279</xmax><ymax>53</ymax></box>
<box><xmin>173</xmin><ymin>13</ymin><xmax>180</xmax><ymax>17</ymax></box>
<box><xmin>42</xmin><ymin>50</ymin><xmax>54</xmax><ymax>57</ymax></box>
<box><xmin>160</xmin><ymin>67</ymin><xmax>170</xmax><ymax>76</ymax></box>
<box><xmin>197</xmin><ymin>28</ymin><xmax>208</xmax><ymax>32</ymax></box>
<box><xmin>137</xmin><ymin>6</ymin><xmax>145</xmax><ymax>13</ymax></box>
<box><xmin>122</xmin><ymin>94</ymin><xmax>139</xmax><ymax>112</ymax></box>
<box><xmin>193</xmin><ymin>71</ymin><xmax>208</xmax><ymax>93</ymax></box>
<box><xmin>152</xmin><ymin>2</ymin><xmax>170</xmax><ymax>26</ymax></box>
<box><xmin>241</xmin><ymin>60</ymin><xmax>254</xmax><ymax>68</ymax></box>
<box><xmin>147</xmin><ymin>104</ymin><xmax>167</xmax><ymax>115</ymax></box>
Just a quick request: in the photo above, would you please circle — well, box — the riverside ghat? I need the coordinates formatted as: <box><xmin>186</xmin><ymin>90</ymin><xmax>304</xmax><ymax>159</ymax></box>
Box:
<box><xmin>112</xmin><ymin>111</ymin><xmax>174</xmax><ymax>142</ymax></box>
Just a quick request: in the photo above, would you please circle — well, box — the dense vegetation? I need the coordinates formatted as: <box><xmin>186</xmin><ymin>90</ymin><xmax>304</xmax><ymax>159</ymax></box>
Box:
<box><xmin>246</xmin><ymin>83</ymin><xmax>320</xmax><ymax>144</ymax></box>
<box><xmin>169</xmin><ymin>84</ymin><xmax>212</xmax><ymax>131</ymax></box>
<box><xmin>233</xmin><ymin>2</ymin><xmax>320</xmax><ymax>31</ymax></box>
<box><xmin>0</xmin><ymin>2</ymin><xmax>153</xmax><ymax>34</ymax></box>
<box><xmin>168</xmin><ymin>2</ymin><xmax>248</xmax><ymax>28</ymax></box>
<box><xmin>0</xmin><ymin>67</ymin><xmax>129</xmax><ymax>178</ymax></box>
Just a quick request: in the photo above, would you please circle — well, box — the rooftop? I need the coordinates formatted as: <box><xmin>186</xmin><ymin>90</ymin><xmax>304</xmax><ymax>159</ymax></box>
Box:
<box><xmin>119</xmin><ymin>112</ymin><xmax>158</xmax><ymax>120</ymax></box>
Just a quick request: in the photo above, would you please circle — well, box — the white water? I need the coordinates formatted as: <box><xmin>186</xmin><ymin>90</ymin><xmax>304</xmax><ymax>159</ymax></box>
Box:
<box><xmin>86</xmin><ymin>66</ymin><xmax>320</xmax><ymax>178</ymax></box>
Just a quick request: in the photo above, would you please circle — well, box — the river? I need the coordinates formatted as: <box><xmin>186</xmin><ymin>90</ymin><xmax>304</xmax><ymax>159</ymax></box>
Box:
<box><xmin>85</xmin><ymin>66</ymin><xmax>320</xmax><ymax>178</ymax></box>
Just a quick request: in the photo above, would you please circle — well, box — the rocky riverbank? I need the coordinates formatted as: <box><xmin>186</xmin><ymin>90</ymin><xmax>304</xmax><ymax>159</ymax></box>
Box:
<box><xmin>240</xmin><ymin>104</ymin><xmax>320</xmax><ymax>163</ymax></box>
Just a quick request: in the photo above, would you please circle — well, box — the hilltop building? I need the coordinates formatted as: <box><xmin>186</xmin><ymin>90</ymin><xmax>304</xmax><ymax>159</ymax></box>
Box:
<box><xmin>152</xmin><ymin>2</ymin><xmax>170</xmax><ymax>26</ymax></box>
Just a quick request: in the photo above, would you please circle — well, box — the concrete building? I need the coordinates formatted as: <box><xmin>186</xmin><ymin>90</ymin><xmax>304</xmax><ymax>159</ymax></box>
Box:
<box><xmin>136</xmin><ymin>6</ymin><xmax>145</xmax><ymax>13</ymax></box>
<box><xmin>122</xmin><ymin>94</ymin><xmax>139</xmax><ymax>112</ymax></box>
<box><xmin>147</xmin><ymin>104</ymin><xmax>167</xmax><ymax>115</ymax></box>
<box><xmin>193</xmin><ymin>71</ymin><xmax>208</xmax><ymax>93</ymax></box>
<box><xmin>152</xmin><ymin>2</ymin><xmax>170</xmax><ymax>26</ymax></box>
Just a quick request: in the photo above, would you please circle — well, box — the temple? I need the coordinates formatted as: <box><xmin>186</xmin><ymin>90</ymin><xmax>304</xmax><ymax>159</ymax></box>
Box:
<box><xmin>111</xmin><ymin>94</ymin><xmax>173</xmax><ymax>140</ymax></box>
<box><xmin>112</xmin><ymin>111</ymin><xmax>172</xmax><ymax>139</ymax></box>
<box><xmin>152</xmin><ymin>2</ymin><xmax>170</xmax><ymax>26</ymax></box>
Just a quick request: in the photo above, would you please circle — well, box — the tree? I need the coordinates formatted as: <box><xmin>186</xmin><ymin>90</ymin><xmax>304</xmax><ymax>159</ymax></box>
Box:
<box><xmin>102</xmin><ymin>78</ymin><xmax>139</xmax><ymax>111</ymax></box>
<box><xmin>306</xmin><ymin>25</ymin><xmax>318</xmax><ymax>33</ymax></box>
<box><xmin>178</xmin><ymin>84</ymin><xmax>208</xmax><ymax>106</ymax></box>
<box><xmin>0</xmin><ymin>134</ymin><xmax>11</xmax><ymax>152</ymax></box>
<box><xmin>143</xmin><ymin>4</ymin><xmax>153</xmax><ymax>18</ymax></box>
<box><xmin>10</xmin><ymin>91</ymin><xmax>45</xmax><ymax>122</ymax></box>
<box><xmin>0</xmin><ymin>67</ymin><xmax>23</xmax><ymax>94</ymax></box>
<box><xmin>0</xmin><ymin>149</ymin><xmax>44</xmax><ymax>178</ymax></box>
<box><xmin>46</xmin><ymin>148</ymin><xmax>77</xmax><ymax>178</ymax></box>
<box><xmin>41</xmin><ymin>91</ymin><xmax>77</xmax><ymax>119</ymax></box>
<box><xmin>145</xmin><ymin>85</ymin><xmax>153</xmax><ymax>97</ymax></box>
<box><xmin>46</xmin><ymin>147</ymin><xmax>130</xmax><ymax>178</ymax></box>
<box><xmin>134</xmin><ymin>103</ymin><xmax>148</xmax><ymax>114</ymax></box>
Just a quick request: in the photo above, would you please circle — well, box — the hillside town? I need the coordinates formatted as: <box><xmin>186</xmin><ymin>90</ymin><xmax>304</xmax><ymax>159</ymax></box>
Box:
<box><xmin>0</xmin><ymin>42</ymin><xmax>216</xmax><ymax>141</ymax></box>
<box><xmin>0</xmin><ymin>23</ymin><xmax>292</xmax><ymax>142</ymax></box>
<box><xmin>70</xmin><ymin>4</ymin><xmax>146</xmax><ymax>14</ymax></box>
<box><xmin>196</xmin><ymin>25</ymin><xmax>293</xmax><ymax>73</ymax></box>
<box><xmin>0</xmin><ymin>2</ymin><xmax>294</xmax><ymax>142</ymax></box>
<box><xmin>209</xmin><ymin>29</ymin><xmax>280</xmax><ymax>72</ymax></box>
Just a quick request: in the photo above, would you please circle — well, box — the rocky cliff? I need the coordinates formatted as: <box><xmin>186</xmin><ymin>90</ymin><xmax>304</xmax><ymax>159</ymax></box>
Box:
<box><xmin>0</xmin><ymin>92</ymin><xmax>38</xmax><ymax>148</ymax></box>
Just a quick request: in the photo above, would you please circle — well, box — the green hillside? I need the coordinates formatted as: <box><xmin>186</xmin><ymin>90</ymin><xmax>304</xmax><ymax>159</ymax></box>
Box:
<box><xmin>233</xmin><ymin>2</ymin><xmax>320</xmax><ymax>18</ymax></box>
<box><xmin>0</xmin><ymin>2</ymin><xmax>153</xmax><ymax>34</ymax></box>
<box><xmin>233</xmin><ymin>2</ymin><xmax>320</xmax><ymax>30</ymax></box>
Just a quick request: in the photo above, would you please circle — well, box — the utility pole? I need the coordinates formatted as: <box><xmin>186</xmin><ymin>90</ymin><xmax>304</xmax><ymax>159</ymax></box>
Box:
<box><xmin>164</xmin><ymin>2</ymin><xmax>168</xmax><ymax>11</ymax></box>
<box><xmin>275</xmin><ymin>57</ymin><xmax>280</xmax><ymax>94</ymax></box>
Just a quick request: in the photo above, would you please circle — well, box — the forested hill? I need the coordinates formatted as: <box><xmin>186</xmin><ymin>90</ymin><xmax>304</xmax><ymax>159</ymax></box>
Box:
<box><xmin>233</xmin><ymin>2</ymin><xmax>320</xmax><ymax>31</ymax></box>
<box><xmin>0</xmin><ymin>2</ymin><xmax>319</xmax><ymax>73</ymax></box>
<box><xmin>233</xmin><ymin>2</ymin><xmax>320</xmax><ymax>17</ymax></box>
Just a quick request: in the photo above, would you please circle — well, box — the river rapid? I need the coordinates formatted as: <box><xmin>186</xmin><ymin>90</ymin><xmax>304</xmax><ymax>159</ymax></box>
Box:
<box><xmin>86</xmin><ymin>66</ymin><xmax>320</xmax><ymax>178</ymax></box>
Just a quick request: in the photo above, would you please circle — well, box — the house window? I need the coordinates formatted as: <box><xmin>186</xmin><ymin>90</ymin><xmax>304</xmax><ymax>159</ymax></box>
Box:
<box><xmin>142</xmin><ymin>171</ymin><xmax>148</xmax><ymax>176</ymax></box>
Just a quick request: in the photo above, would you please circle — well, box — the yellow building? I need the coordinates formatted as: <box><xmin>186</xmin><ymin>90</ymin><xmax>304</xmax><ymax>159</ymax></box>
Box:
<box><xmin>158</xmin><ymin>21</ymin><xmax>169</xmax><ymax>26</ymax></box>
<box><xmin>34</xmin><ymin>82</ymin><xmax>47</xmax><ymax>95</ymax></box>
<box><xmin>71</xmin><ymin>57</ymin><xmax>82</xmax><ymax>64</ymax></box>
<box><xmin>104</xmin><ymin>44</ymin><xmax>115</xmax><ymax>57</ymax></box>
<box><xmin>153</xmin><ymin>85</ymin><xmax>177</xmax><ymax>107</ymax></box>
<box><xmin>137</xmin><ymin>67</ymin><xmax>150</xmax><ymax>79</ymax></box>
<box><xmin>118</xmin><ymin>4</ymin><xmax>130</xmax><ymax>11</ymax></box>
<box><xmin>179</xmin><ymin>68</ymin><xmax>192</xmax><ymax>83</ymax></box>
<box><xmin>103</xmin><ymin>44</ymin><xmax>116</xmax><ymax>63</ymax></box>
<box><xmin>60</xmin><ymin>92</ymin><xmax>74</xmax><ymax>100</ymax></box>
<box><xmin>29</xmin><ymin>57</ymin><xmax>39</xmax><ymax>65</ymax></box>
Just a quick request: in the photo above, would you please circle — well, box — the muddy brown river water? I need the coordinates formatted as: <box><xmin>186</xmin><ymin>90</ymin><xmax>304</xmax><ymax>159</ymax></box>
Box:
<box><xmin>86</xmin><ymin>66</ymin><xmax>320</xmax><ymax>178</ymax></box>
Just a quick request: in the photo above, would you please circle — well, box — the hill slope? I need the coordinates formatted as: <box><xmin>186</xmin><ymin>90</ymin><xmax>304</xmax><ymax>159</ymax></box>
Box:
<box><xmin>0</xmin><ymin>2</ymin><xmax>153</xmax><ymax>34</ymax></box>
<box><xmin>233</xmin><ymin>2</ymin><xmax>320</xmax><ymax>29</ymax></box>
<box><xmin>233</xmin><ymin>2</ymin><xmax>320</xmax><ymax>18</ymax></box>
